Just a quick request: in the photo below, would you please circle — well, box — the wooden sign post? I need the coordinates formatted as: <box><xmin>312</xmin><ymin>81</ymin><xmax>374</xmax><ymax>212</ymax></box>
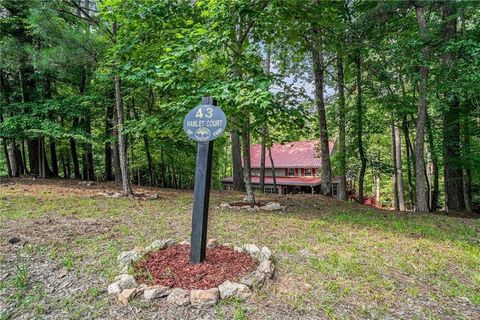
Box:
<box><xmin>183</xmin><ymin>97</ymin><xmax>227</xmax><ymax>263</ymax></box>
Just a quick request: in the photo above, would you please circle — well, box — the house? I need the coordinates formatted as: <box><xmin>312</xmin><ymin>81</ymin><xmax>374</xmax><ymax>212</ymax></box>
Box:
<box><xmin>221</xmin><ymin>140</ymin><xmax>341</xmax><ymax>197</ymax></box>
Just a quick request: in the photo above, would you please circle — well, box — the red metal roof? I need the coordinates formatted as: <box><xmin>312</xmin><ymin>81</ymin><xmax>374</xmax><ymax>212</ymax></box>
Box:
<box><xmin>250</xmin><ymin>140</ymin><xmax>334</xmax><ymax>169</ymax></box>
<box><xmin>221</xmin><ymin>176</ymin><xmax>321</xmax><ymax>186</ymax></box>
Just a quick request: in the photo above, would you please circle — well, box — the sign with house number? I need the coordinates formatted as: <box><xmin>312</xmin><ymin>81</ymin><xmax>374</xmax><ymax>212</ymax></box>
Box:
<box><xmin>184</xmin><ymin>97</ymin><xmax>225</xmax><ymax>264</ymax></box>
<box><xmin>183</xmin><ymin>104</ymin><xmax>227</xmax><ymax>142</ymax></box>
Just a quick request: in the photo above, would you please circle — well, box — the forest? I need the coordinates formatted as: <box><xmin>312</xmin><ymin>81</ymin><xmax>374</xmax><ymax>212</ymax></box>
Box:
<box><xmin>1</xmin><ymin>0</ymin><xmax>479</xmax><ymax>213</ymax></box>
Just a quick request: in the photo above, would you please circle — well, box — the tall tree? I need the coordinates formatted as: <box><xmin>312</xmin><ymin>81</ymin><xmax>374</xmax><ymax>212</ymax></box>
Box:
<box><xmin>413</xmin><ymin>4</ymin><xmax>429</xmax><ymax>212</ymax></box>
<box><xmin>354</xmin><ymin>50</ymin><xmax>366</xmax><ymax>203</ymax></box>
<box><xmin>336</xmin><ymin>53</ymin><xmax>347</xmax><ymax>201</ymax></box>
<box><xmin>311</xmin><ymin>34</ymin><xmax>332</xmax><ymax>196</ymax></box>
<box><xmin>441</xmin><ymin>2</ymin><xmax>464</xmax><ymax>212</ymax></box>
<box><xmin>394</xmin><ymin>123</ymin><xmax>406</xmax><ymax>211</ymax></box>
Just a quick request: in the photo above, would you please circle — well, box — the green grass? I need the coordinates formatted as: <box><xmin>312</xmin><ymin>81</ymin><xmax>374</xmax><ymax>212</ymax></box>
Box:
<box><xmin>1</xmin><ymin>180</ymin><xmax>479</xmax><ymax>319</ymax></box>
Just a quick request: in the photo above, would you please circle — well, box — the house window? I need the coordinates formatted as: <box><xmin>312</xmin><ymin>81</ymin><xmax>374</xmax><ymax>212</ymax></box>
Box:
<box><xmin>264</xmin><ymin>186</ymin><xmax>278</xmax><ymax>194</ymax></box>
<box><xmin>305</xmin><ymin>169</ymin><xmax>312</xmax><ymax>176</ymax></box>
<box><xmin>288</xmin><ymin>168</ymin><xmax>295</xmax><ymax>176</ymax></box>
<box><xmin>332</xmin><ymin>183</ymin><xmax>338</xmax><ymax>197</ymax></box>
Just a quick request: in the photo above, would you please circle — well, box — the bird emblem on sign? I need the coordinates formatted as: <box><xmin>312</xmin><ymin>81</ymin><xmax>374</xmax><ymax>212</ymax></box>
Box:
<box><xmin>194</xmin><ymin>127</ymin><xmax>211</xmax><ymax>141</ymax></box>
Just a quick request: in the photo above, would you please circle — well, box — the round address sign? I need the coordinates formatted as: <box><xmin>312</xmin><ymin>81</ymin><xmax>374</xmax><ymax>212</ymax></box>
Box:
<box><xmin>183</xmin><ymin>104</ymin><xmax>227</xmax><ymax>142</ymax></box>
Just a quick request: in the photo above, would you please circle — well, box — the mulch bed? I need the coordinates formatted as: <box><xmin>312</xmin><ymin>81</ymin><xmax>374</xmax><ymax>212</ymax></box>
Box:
<box><xmin>134</xmin><ymin>244</ymin><xmax>257</xmax><ymax>290</ymax></box>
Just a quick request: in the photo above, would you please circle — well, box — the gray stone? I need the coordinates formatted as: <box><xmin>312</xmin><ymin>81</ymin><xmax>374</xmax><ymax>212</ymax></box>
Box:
<box><xmin>260</xmin><ymin>246</ymin><xmax>272</xmax><ymax>261</ymax></box>
<box><xmin>108</xmin><ymin>274</ymin><xmax>138</xmax><ymax>294</ymax></box>
<box><xmin>78</xmin><ymin>181</ymin><xmax>95</xmax><ymax>186</ymax></box>
<box><xmin>260</xmin><ymin>202</ymin><xmax>285</xmax><ymax>211</ymax></box>
<box><xmin>220</xmin><ymin>203</ymin><xmax>231</xmax><ymax>208</ymax></box>
<box><xmin>240</xmin><ymin>271</ymin><xmax>266</xmax><ymax>290</ymax></box>
<box><xmin>190</xmin><ymin>288</ymin><xmax>219</xmax><ymax>308</ymax></box>
<box><xmin>167</xmin><ymin>288</ymin><xmax>190</xmax><ymax>306</ymax></box>
<box><xmin>143</xmin><ymin>285</ymin><xmax>171</xmax><ymax>300</ymax></box>
<box><xmin>257</xmin><ymin>260</ymin><xmax>275</xmax><ymax>279</ymax></box>
<box><xmin>218</xmin><ymin>280</ymin><xmax>252</xmax><ymax>300</ymax></box>
<box><xmin>146</xmin><ymin>238</ymin><xmax>175</xmax><ymax>251</ymax></box>
<box><xmin>243</xmin><ymin>244</ymin><xmax>260</xmax><ymax>257</ymax></box>
<box><xmin>233</xmin><ymin>246</ymin><xmax>244</xmax><ymax>253</ymax></box>
<box><xmin>147</xmin><ymin>193</ymin><xmax>159</xmax><ymax>200</ymax></box>
<box><xmin>107</xmin><ymin>282</ymin><xmax>122</xmax><ymax>295</ymax></box>
<box><xmin>117</xmin><ymin>250</ymin><xmax>142</xmax><ymax>268</ymax></box>
<box><xmin>179</xmin><ymin>240</ymin><xmax>190</xmax><ymax>246</ymax></box>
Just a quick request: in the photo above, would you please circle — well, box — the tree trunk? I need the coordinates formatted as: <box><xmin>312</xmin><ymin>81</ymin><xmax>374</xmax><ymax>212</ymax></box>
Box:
<box><xmin>114</xmin><ymin>75</ymin><xmax>132</xmax><ymax>195</ymax></box>
<box><xmin>231</xmin><ymin>132</ymin><xmax>244</xmax><ymax>191</ymax></box>
<box><xmin>2</xmin><ymin>138</ymin><xmax>12</xmax><ymax>177</ymax></box>
<box><xmin>241</xmin><ymin>127</ymin><xmax>255</xmax><ymax>205</ymax></box>
<box><xmin>21</xmin><ymin>140</ymin><xmax>28</xmax><ymax>175</ymax></box>
<box><xmin>143</xmin><ymin>135</ymin><xmax>155</xmax><ymax>186</ymax></box>
<box><xmin>38</xmin><ymin>137</ymin><xmax>47</xmax><ymax>178</ymax></box>
<box><xmin>391</xmin><ymin>122</ymin><xmax>399</xmax><ymax>211</ymax></box>
<box><xmin>44</xmin><ymin>75</ymin><xmax>59</xmax><ymax>177</ymax></box>
<box><xmin>259</xmin><ymin>126</ymin><xmax>266</xmax><ymax>193</ymax></box>
<box><xmin>0</xmin><ymin>71</ymin><xmax>13</xmax><ymax>177</ymax></box>
<box><xmin>60</xmin><ymin>149</ymin><xmax>68</xmax><ymax>178</ymax></box>
<box><xmin>111</xmin><ymin>89</ymin><xmax>121</xmax><ymax>183</ymax></box>
<box><xmin>311</xmin><ymin>34</ymin><xmax>332</xmax><ymax>196</ymax></box>
<box><xmin>402</xmin><ymin>114</ymin><xmax>415</xmax><ymax>209</ymax></box>
<box><xmin>459</xmin><ymin>0</ymin><xmax>472</xmax><ymax>213</ymax></box>
<box><xmin>132</xmin><ymin>96</ymin><xmax>156</xmax><ymax>186</ymax></box>
<box><xmin>426</xmin><ymin>113</ymin><xmax>439</xmax><ymax>211</ymax></box>
<box><xmin>336</xmin><ymin>53</ymin><xmax>347</xmax><ymax>201</ymax></box>
<box><xmin>394</xmin><ymin>124</ymin><xmax>406</xmax><ymax>211</ymax></box>
<box><xmin>160</xmin><ymin>147</ymin><xmax>166</xmax><ymax>187</ymax></box>
<box><xmin>28</xmin><ymin>139</ymin><xmax>40</xmax><ymax>176</ymax></box>
<box><xmin>441</xmin><ymin>3</ymin><xmax>464</xmax><ymax>212</ymax></box>
<box><xmin>145</xmin><ymin>89</ymin><xmax>156</xmax><ymax>186</ymax></box>
<box><xmin>414</xmin><ymin>5</ymin><xmax>430</xmax><ymax>212</ymax></box>
<box><xmin>399</xmin><ymin>75</ymin><xmax>415</xmax><ymax>210</ymax></box>
<box><xmin>355</xmin><ymin>51</ymin><xmax>367</xmax><ymax>204</ymax></box>
<box><xmin>268</xmin><ymin>146</ymin><xmax>277</xmax><ymax>193</ymax></box>
<box><xmin>230</xmin><ymin>18</ymin><xmax>246</xmax><ymax>193</ymax></box>
<box><xmin>70</xmin><ymin>118</ymin><xmax>81</xmax><ymax>179</ymax></box>
<box><xmin>104</xmin><ymin>103</ymin><xmax>114</xmax><ymax>181</ymax></box>
<box><xmin>259</xmin><ymin>49</ymin><xmax>271</xmax><ymax>194</ymax></box>
<box><xmin>15</xmin><ymin>143</ymin><xmax>24</xmax><ymax>176</ymax></box>
<box><xmin>462</xmin><ymin>113</ymin><xmax>472</xmax><ymax>212</ymax></box>
<box><xmin>112</xmin><ymin>138</ymin><xmax>121</xmax><ymax>183</ymax></box>
<box><xmin>49</xmin><ymin>138</ymin><xmax>59</xmax><ymax>177</ymax></box>
<box><xmin>84</xmin><ymin>116</ymin><xmax>95</xmax><ymax>181</ymax></box>
<box><xmin>19</xmin><ymin>64</ymin><xmax>41</xmax><ymax>177</ymax></box>
<box><xmin>7</xmin><ymin>142</ymin><xmax>18</xmax><ymax>177</ymax></box>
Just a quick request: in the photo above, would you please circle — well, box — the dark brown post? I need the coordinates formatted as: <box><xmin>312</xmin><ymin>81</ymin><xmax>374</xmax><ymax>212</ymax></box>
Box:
<box><xmin>189</xmin><ymin>97</ymin><xmax>215</xmax><ymax>263</ymax></box>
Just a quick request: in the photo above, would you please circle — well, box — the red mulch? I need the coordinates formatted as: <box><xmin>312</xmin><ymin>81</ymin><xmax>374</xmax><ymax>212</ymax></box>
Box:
<box><xmin>134</xmin><ymin>244</ymin><xmax>257</xmax><ymax>290</ymax></box>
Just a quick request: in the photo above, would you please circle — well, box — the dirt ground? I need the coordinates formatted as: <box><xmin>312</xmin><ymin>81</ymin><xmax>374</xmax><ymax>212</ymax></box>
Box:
<box><xmin>1</xmin><ymin>178</ymin><xmax>479</xmax><ymax>320</ymax></box>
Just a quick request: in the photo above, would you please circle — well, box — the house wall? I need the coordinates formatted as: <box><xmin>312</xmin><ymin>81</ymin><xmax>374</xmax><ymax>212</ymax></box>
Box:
<box><xmin>251</xmin><ymin>168</ymin><xmax>287</xmax><ymax>177</ymax></box>
<box><xmin>251</xmin><ymin>168</ymin><xmax>322</xmax><ymax>177</ymax></box>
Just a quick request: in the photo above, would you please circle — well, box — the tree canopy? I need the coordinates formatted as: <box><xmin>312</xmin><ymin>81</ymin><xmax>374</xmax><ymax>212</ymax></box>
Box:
<box><xmin>1</xmin><ymin>0</ymin><xmax>479</xmax><ymax>212</ymax></box>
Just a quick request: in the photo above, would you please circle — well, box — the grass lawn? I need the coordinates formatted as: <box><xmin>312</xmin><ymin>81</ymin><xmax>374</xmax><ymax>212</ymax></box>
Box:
<box><xmin>0</xmin><ymin>178</ymin><xmax>479</xmax><ymax>319</ymax></box>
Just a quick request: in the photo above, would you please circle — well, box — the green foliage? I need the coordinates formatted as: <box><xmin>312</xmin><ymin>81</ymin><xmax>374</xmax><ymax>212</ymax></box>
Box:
<box><xmin>0</xmin><ymin>0</ymin><xmax>479</xmax><ymax>206</ymax></box>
